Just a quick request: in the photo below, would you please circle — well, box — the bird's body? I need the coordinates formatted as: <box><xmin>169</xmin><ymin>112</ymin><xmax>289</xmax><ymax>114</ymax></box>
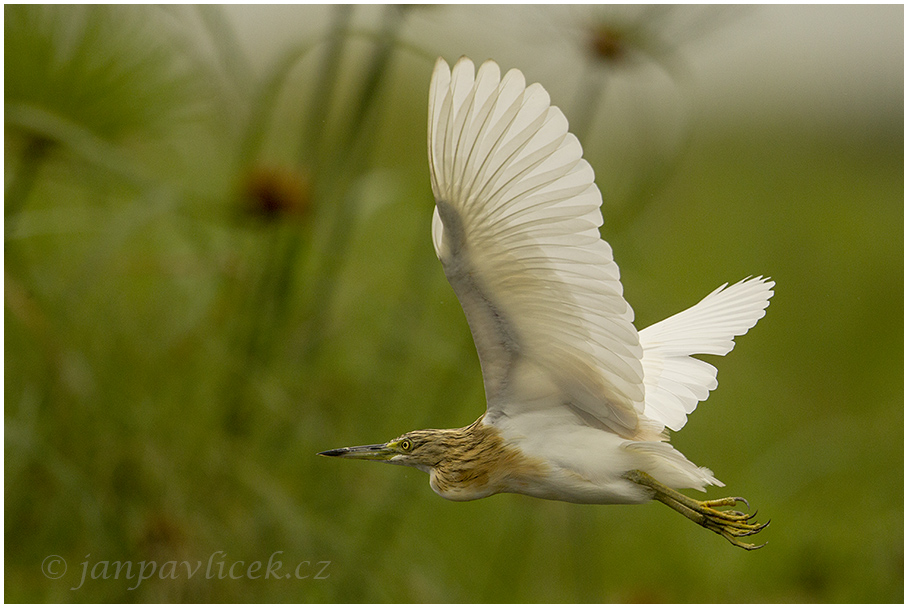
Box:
<box><xmin>463</xmin><ymin>414</ymin><xmax>651</xmax><ymax>505</ymax></box>
<box><xmin>321</xmin><ymin>57</ymin><xmax>773</xmax><ymax>549</ymax></box>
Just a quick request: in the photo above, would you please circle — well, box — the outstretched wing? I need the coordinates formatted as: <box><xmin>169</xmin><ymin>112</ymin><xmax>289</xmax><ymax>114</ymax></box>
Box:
<box><xmin>638</xmin><ymin>277</ymin><xmax>775</xmax><ymax>431</ymax></box>
<box><xmin>427</xmin><ymin>57</ymin><xmax>645</xmax><ymax>438</ymax></box>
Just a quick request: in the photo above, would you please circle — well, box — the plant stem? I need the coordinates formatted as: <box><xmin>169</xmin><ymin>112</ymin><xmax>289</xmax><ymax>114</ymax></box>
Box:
<box><xmin>195</xmin><ymin>5</ymin><xmax>254</xmax><ymax>116</ymax></box>
<box><xmin>299</xmin><ymin>4</ymin><xmax>353</xmax><ymax>167</ymax></box>
<box><xmin>5</xmin><ymin>134</ymin><xmax>53</xmax><ymax>232</ymax></box>
<box><xmin>571</xmin><ymin>63</ymin><xmax>608</xmax><ymax>148</ymax></box>
<box><xmin>339</xmin><ymin>5</ymin><xmax>407</xmax><ymax>151</ymax></box>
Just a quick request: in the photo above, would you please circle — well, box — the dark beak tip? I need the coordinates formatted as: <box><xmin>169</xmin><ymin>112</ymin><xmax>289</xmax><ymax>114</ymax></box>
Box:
<box><xmin>318</xmin><ymin>449</ymin><xmax>344</xmax><ymax>457</ymax></box>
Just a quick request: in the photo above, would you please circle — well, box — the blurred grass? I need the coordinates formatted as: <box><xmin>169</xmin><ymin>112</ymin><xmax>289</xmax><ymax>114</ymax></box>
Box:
<box><xmin>5</xmin><ymin>5</ymin><xmax>903</xmax><ymax>603</ymax></box>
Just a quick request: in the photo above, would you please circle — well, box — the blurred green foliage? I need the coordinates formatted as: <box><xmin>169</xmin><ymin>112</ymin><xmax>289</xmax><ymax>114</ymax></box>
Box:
<box><xmin>5</xmin><ymin>5</ymin><xmax>902</xmax><ymax>602</ymax></box>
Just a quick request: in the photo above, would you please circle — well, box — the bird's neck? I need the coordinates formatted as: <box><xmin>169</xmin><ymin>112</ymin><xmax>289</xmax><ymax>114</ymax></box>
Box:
<box><xmin>429</xmin><ymin>418</ymin><xmax>548</xmax><ymax>501</ymax></box>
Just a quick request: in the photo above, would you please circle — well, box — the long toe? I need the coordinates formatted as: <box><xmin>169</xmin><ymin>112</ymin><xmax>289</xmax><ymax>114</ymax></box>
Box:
<box><xmin>701</xmin><ymin>506</ymin><xmax>769</xmax><ymax>550</ymax></box>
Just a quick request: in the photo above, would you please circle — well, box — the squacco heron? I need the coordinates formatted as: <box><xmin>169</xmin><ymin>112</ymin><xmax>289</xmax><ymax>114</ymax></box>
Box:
<box><xmin>321</xmin><ymin>57</ymin><xmax>772</xmax><ymax>550</ymax></box>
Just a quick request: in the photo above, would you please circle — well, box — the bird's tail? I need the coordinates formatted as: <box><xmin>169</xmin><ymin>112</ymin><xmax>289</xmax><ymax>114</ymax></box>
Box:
<box><xmin>624</xmin><ymin>440</ymin><xmax>723</xmax><ymax>491</ymax></box>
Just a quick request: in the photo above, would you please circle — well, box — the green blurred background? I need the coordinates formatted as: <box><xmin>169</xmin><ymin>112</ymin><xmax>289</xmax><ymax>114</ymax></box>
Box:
<box><xmin>5</xmin><ymin>4</ymin><xmax>902</xmax><ymax>602</ymax></box>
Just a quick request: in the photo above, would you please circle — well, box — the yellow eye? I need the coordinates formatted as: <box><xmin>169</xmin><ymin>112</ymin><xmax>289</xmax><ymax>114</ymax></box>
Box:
<box><xmin>399</xmin><ymin>439</ymin><xmax>413</xmax><ymax>452</ymax></box>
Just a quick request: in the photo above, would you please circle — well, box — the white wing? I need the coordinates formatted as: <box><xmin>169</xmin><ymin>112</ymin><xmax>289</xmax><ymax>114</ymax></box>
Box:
<box><xmin>428</xmin><ymin>57</ymin><xmax>645</xmax><ymax>438</ymax></box>
<box><xmin>638</xmin><ymin>277</ymin><xmax>775</xmax><ymax>431</ymax></box>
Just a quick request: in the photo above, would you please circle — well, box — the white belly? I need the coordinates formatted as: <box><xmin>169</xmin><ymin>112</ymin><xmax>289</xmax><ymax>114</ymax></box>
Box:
<box><xmin>489</xmin><ymin>410</ymin><xmax>715</xmax><ymax>504</ymax></box>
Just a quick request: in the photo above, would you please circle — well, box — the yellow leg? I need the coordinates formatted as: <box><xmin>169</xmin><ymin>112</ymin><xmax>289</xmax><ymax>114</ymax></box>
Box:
<box><xmin>624</xmin><ymin>470</ymin><xmax>769</xmax><ymax>550</ymax></box>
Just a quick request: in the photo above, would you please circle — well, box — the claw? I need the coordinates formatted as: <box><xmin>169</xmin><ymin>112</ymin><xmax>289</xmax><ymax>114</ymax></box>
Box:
<box><xmin>623</xmin><ymin>470</ymin><xmax>769</xmax><ymax>550</ymax></box>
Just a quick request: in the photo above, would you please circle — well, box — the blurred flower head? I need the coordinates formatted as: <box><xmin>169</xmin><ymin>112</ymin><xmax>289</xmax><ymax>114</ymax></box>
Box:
<box><xmin>418</xmin><ymin>5</ymin><xmax>744</xmax><ymax>223</ymax></box>
<box><xmin>548</xmin><ymin>5</ymin><xmax>743</xmax><ymax>73</ymax></box>
<box><xmin>241</xmin><ymin>165</ymin><xmax>312</xmax><ymax>223</ymax></box>
<box><xmin>5</xmin><ymin>5</ymin><xmax>207</xmax><ymax>142</ymax></box>
<box><xmin>588</xmin><ymin>23</ymin><xmax>630</xmax><ymax>64</ymax></box>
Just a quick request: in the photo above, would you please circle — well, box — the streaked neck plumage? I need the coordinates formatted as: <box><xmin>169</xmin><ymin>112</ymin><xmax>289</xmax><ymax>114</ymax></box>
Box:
<box><xmin>414</xmin><ymin>418</ymin><xmax>548</xmax><ymax>501</ymax></box>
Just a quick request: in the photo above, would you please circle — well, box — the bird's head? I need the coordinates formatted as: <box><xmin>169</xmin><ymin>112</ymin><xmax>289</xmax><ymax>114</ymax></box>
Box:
<box><xmin>319</xmin><ymin>421</ymin><xmax>533</xmax><ymax>501</ymax></box>
<box><xmin>318</xmin><ymin>429</ymin><xmax>451</xmax><ymax>473</ymax></box>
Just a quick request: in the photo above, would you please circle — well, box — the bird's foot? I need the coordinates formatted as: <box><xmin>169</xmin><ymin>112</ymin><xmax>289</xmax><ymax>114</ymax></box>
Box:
<box><xmin>673</xmin><ymin>494</ymin><xmax>769</xmax><ymax>550</ymax></box>
<box><xmin>624</xmin><ymin>470</ymin><xmax>769</xmax><ymax>550</ymax></box>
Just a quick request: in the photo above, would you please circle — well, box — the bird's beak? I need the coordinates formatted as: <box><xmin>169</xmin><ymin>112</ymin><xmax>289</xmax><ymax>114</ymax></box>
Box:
<box><xmin>318</xmin><ymin>443</ymin><xmax>396</xmax><ymax>461</ymax></box>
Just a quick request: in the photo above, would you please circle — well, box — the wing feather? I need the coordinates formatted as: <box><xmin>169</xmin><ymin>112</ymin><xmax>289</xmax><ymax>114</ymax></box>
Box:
<box><xmin>638</xmin><ymin>277</ymin><xmax>775</xmax><ymax>431</ymax></box>
<box><xmin>428</xmin><ymin>57</ymin><xmax>645</xmax><ymax>438</ymax></box>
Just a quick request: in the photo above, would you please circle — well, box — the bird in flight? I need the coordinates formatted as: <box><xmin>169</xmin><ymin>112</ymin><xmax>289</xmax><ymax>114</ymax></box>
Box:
<box><xmin>321</xmin><ymin>57</ymin><xmax>773</xmax><ymax>549</ymax></box>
